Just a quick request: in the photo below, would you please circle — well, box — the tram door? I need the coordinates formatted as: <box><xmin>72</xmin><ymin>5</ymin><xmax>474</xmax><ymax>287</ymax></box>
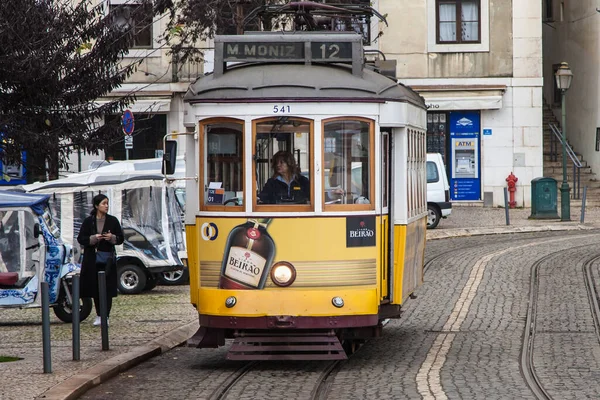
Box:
<box><xmin>380</xmin><ymin>131</ymin><xmax>390</xmax><ymax>300</ymax></box>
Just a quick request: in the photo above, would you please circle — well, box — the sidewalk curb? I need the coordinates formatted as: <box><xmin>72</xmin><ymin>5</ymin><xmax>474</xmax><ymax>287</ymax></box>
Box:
<box><xmin>36</xmin><ymin>321</ymin><xmax>199</xmax><ymax>400</ymax></box>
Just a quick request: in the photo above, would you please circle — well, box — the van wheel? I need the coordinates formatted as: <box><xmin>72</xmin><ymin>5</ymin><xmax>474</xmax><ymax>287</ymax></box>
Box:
<box><xmin>118</xmin><ymin>264</ymin><xmax>147</xmax><ymax>295</ymax></box>
<box><xmin>427</xmin><ymin>205</ymin><xmax>441</xmax><ymax>229</ymax></box>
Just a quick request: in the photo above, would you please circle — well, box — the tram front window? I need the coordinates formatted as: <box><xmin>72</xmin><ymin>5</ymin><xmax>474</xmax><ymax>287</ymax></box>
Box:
<box><xmin>254</xmin><ymin>118</ymin><xmax>312</xmax><ymax>206</ymax></box>
<box><xmin>323</xmin><ymin>119</ymin><xmax>373</xmax><ymax>207</ymax></box>
<box><xmin>201</xmin><ymin>121</ymin><xmax>244</xmax><ymax>209</ymax></box>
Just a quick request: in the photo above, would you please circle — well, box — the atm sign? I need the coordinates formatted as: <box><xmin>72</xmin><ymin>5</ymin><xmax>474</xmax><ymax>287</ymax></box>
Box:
<box><xmin>455</xmin><ymin>141</ymin><xmax>474</xmax><ymax>148</ymax></box>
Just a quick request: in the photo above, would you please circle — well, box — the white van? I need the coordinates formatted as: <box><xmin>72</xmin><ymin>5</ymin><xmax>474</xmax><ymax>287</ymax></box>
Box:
<box><xmin>427</xmin><ymin>153</ymin><xmax>452</xmax><ymax>229</ymax></box>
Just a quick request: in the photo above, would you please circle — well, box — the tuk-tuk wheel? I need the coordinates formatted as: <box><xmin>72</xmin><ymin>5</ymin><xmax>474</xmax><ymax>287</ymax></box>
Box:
<box><xmin>53</xmin><ymin>294</ymin><xmax>93</xmax><ymax>323</ymax></box>
<box><xmin>117</xmin><ymin>264</ymin><xmax>147</xmax><ymax>295</ymax></box>
<box><xmin>157</xmin><ymin>268</ymin><xmax>189</xmax><ymax>286</ymax></box>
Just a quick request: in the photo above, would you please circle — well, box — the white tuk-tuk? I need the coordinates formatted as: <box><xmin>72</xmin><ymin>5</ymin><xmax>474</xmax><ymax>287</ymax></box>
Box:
<box><xmin>21</xmin><ymin>158</ymin><xmax>187</xmax><ymax>294</ymax></box>
<box><xmin>0</xmin><ymin>191</ymin><xmax>92</xmax><ymax>321</ymax></box>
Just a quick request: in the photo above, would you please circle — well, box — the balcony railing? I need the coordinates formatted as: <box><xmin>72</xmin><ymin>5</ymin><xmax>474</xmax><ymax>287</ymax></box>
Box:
<box><xmin>171</xmin><ymin>50</ymin><xmax>204</xmax><ymax>82</ymax></box>
<box><xmin>549</xmin><ymin>123</ymin><xmax>582</xmax><ymax>199</ymax></box>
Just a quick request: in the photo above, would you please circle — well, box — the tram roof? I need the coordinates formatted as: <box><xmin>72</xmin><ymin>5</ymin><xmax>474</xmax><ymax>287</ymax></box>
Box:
<box><xmin>184</xmin><ymin>62</ymin><xmax>425</xmax><ymax>108</ymax></box>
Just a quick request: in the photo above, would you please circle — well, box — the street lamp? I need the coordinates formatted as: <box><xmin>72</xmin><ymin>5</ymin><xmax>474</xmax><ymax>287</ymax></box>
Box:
<box><xmin>554</xmin><ymin>62</ymin><xmax>573</xmax><ymax>221</ymax></box>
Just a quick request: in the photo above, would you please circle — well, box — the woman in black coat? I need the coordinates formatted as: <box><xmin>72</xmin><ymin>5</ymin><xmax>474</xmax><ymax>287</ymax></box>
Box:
<box><xmin>77</xmin><ymin>194</ymin><xmax>124</xmax><ymax>326</ymax></box>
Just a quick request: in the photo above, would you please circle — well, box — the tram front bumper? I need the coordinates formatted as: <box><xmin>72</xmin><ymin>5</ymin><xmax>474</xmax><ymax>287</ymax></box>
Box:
<box><xmin>196</xmin><ymin>287</ymin><xmax>379</xmax><ymax>328</ymax></box>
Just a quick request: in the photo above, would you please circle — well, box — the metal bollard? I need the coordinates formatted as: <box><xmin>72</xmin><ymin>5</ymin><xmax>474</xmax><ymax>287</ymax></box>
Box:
<box><xmin>503</xmin><ymin>187</ymin><xmax>510</xmax><ymax>226</ymax></box>
<box><xmin>72</xmin><ymin>275</ymin><xmax>80</xmax><ymax>361</ymax></box>
<box><xmin>41</xmin><ymin>282</ymin><xmax>52</xmax><ymax>373</ymax></box>
<box><xmin>581</xmin><ymin>186</ymin><xmax>588</xmax><ymax>224</ymax></box>
<box><xmin>98</xmin><ymin>271</ymin><xmax>109</xmax><ymax>351</ymax></box>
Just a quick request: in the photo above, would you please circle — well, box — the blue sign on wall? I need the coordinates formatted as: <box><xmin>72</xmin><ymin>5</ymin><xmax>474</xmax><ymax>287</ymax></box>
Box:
<box><xmin>449</xmin><ymin>111</ymin><xmax>481</xmax><ymax>201</ymax></box>
<box><xmin>0</xmin><ymin>150</ymin><xmax>27</xmax><ymax>186</ymax></box>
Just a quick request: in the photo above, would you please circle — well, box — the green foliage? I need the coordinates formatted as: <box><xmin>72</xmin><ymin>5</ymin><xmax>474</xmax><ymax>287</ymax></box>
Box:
<box><xmin>0</xmin><ymin>0</ymin><xmax>383</xmax><ymax>179</ymax></box>
<box><xmin>0</xmin><ymin>0</ymin><xmax>140</xmax><ymax>177</ymax></box>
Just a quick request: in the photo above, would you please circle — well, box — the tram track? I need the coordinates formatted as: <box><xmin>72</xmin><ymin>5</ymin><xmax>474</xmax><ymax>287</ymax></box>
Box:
<box><xmin>422</xmin><ymin>232</ymin><xmax>571</xmax><ymax>275</ymax></box>
<box><xmin>208</xmin><ymin>342</ymin><xmax>366</xmax><ymax>400</ymax></box>
<box><xmin>208</xmin><ymin>361</ymin><xmax>259</xmax><ymax>400</ymax></box>
<box><xmin>207</xmin><ymin>359</ymin><xmax>343</xmax><ymax>400</ymax></box>
<box><xmin>418</xmin><ymin>233</ymin><xmax>598</xmax><ymax>400</ymax></box>
<box><xmin>309</xmin><ymin>360</ymin><xmax>342</xmax><ymax>400</ymax></box>
<box><xmin>583</xmin><ymin>254</ymin><xmax>600</xmax><ymax>353</ymax></box>
<box><xmin>521</xmin><ymin>251</ymin><xmax>559</xmax><ymax>400</ymax></box>
<box><xmin>424</xmin><ymin>236</ymin><xmax>518</xmax><ymax>275</ymax></box>
<box><xmin>520</xmin><ymin>244</ymin><xmax>600</xmax><ymax>400</ymax></box>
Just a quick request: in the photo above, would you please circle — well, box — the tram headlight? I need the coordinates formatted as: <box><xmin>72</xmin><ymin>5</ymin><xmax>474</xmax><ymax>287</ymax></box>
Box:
<box><xmin>332</xmin><ymin>297</ymin><xmax>344</xmax><ymax>308</ymax></box>
<box><xmin>225</xmin><ymin>296</ymin><xmax>237</xmax><ymax>308</ymax></box>
<box><xmin>270</xmin><ymin>261</ymin><xmax>296</xmax><ymax>287</ymax></box>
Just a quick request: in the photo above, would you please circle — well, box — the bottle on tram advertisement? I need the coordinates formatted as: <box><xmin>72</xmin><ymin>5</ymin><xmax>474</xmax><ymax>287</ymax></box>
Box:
<box><xmin>219</xmin><ymin>218</ymin><xmax>275</xmax><ymax>290</ymax></box>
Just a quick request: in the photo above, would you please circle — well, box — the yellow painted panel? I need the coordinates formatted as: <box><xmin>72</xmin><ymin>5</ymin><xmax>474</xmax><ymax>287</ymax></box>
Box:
<box><xmin>194</xmin><ymin>216</ymin><xmax>379</xmax><ymax>289</ymax></box>
<box><xmin>200</xmin><ymin>259</ymin><xmax>377</xmax><ymax>288</ymax></box>
<box><xmin>392</xmin><ymin>217</ymin><xmax>426</xmax><ymax>305</ymax></box>
<box><xmin>196</xmin><ymin>217</ymin><xmax>379</xmax><ymax>261</ymax></box>
<box><xmin>196</xmin><ymin>287</ymin><xmax>379</xmax><ymax>316</ymax></box>
<box><xmin>392</xmin><ymin>224</ymin><xmax>406</xmax><ymax>304</ymax></box>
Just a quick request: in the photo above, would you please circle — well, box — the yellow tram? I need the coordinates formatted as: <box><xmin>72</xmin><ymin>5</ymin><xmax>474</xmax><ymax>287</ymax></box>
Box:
<box><xmin>164</xmin><ymin>33</ymin><xmax>428</xmax><ymax>360</ymax></box>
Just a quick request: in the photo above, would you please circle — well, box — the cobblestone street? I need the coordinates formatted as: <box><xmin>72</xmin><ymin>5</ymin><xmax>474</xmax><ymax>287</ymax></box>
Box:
<box><xmin>76</xmin><ymin>230</ymin><xmax>600</xmax><ymax>400</ymax></box>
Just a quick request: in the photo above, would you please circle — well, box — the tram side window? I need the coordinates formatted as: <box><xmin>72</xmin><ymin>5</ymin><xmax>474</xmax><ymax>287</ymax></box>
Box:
<box><xmin>255</xmin><ymin>118</ymin><xmax>311</xmax><ymax>206</ymax></box>
<box><xmin>202</xmin><ymin>121</ymin><xmax>244</xmax><ymax>208</ymax></box>
<box><xmin>323</xmin><ymin>119</ymin><xmax>372</xmax><ymax>207</ymax></box>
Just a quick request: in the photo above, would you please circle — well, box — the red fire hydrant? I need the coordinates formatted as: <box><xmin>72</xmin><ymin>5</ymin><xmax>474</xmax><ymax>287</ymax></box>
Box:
<box><xmin>506</xmin><ymin>172</ymin><xmax>518</xmax><ymax>208</ymax></box>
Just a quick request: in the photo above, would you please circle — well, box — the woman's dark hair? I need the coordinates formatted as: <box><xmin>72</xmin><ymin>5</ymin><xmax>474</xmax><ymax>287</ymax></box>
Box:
<box><xmin>90</xmin><ymin>194</ymin><xmax>109</xmax><ymax>216</ymax></box>
<box><xmin>271</xmin><ymin>150</ymin><xmax>300</xmax><ymax>177</ymax></box>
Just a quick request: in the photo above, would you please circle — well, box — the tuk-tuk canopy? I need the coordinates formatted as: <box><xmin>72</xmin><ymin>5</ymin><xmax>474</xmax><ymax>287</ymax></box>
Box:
<box><xmin>0</xmin><ymin>191</ymin><xmax>49</xmax><ymax>215</ymax></box>
<box><xmin>22</xmin><ymin>157</ymin><xmax>185</xmax><ymax>192</ymax></box>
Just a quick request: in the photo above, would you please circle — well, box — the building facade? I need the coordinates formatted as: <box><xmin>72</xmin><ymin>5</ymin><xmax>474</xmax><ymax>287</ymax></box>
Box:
<box><xmin>69</xmin><ymin>1</ymin><xmax>543</xmax><ymax>208</ymax></box>
<box><xmin>70</xmin><ymin>0</ymin><xmax>204</xmax><ymax>172</ymax></box>
<box><xmin>380</xmin><ymin>0</ymin><xmax>543</xmax><ymax>206</ymax></box>
<box><xmin>542</xmin><ymin>1</ymin><xmax>600</xmax><ymax>180</ymax></box>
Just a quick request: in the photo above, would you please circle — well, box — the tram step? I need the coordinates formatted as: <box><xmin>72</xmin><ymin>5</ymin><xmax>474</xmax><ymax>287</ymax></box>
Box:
<box><xmin>227</xmin><ymin>333</ymin><xmax>347</xmax><ymax>361</ymax></box>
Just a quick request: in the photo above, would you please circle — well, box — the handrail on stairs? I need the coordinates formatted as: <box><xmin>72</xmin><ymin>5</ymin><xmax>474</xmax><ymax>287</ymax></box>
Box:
<box><xmin>549</xmin><ymin>123</ymin><xmax>582</xmax><ymax>199</ymax></box>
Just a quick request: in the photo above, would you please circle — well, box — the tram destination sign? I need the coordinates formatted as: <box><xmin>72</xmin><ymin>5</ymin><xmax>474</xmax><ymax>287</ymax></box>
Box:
<box><xmin>223</xmin><ymin>41</ymin><xmax>354</xmax><ymax>62</ymax></box>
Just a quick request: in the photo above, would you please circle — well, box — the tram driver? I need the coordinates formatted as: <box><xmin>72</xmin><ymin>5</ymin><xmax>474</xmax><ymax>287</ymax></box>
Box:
<box><xmin>258</xmin><ymin>150</ymin><xmax>310</xmax><ymax>204</ymax></box>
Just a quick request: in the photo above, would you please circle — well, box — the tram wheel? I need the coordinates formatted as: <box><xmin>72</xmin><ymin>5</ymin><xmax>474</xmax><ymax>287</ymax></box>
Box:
<box><xmin>342</xmin><ymin>340</ymin><xmax>360</xmax><ymax>356</ymax></box>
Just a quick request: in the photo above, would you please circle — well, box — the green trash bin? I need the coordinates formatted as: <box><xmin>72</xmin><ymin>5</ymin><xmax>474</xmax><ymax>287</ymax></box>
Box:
<box><xmin>529</xmin><ymin>177</ymin><xmax>559</xmax><ymax>219</ymax></box>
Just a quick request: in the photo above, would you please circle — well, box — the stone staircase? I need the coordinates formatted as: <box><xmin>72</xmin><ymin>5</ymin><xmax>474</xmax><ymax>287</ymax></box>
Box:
<box><xmin>542</xmin><ymin>102</ymin><xmax>600</xmax><ymax>207</ymax></box>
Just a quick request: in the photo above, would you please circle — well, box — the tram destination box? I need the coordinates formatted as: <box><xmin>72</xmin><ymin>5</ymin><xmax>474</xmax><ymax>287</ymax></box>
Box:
<box><xmin>214</xmin><ymin>34</ymin><xmax>364</xmax><ymax>76</ymax></box>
